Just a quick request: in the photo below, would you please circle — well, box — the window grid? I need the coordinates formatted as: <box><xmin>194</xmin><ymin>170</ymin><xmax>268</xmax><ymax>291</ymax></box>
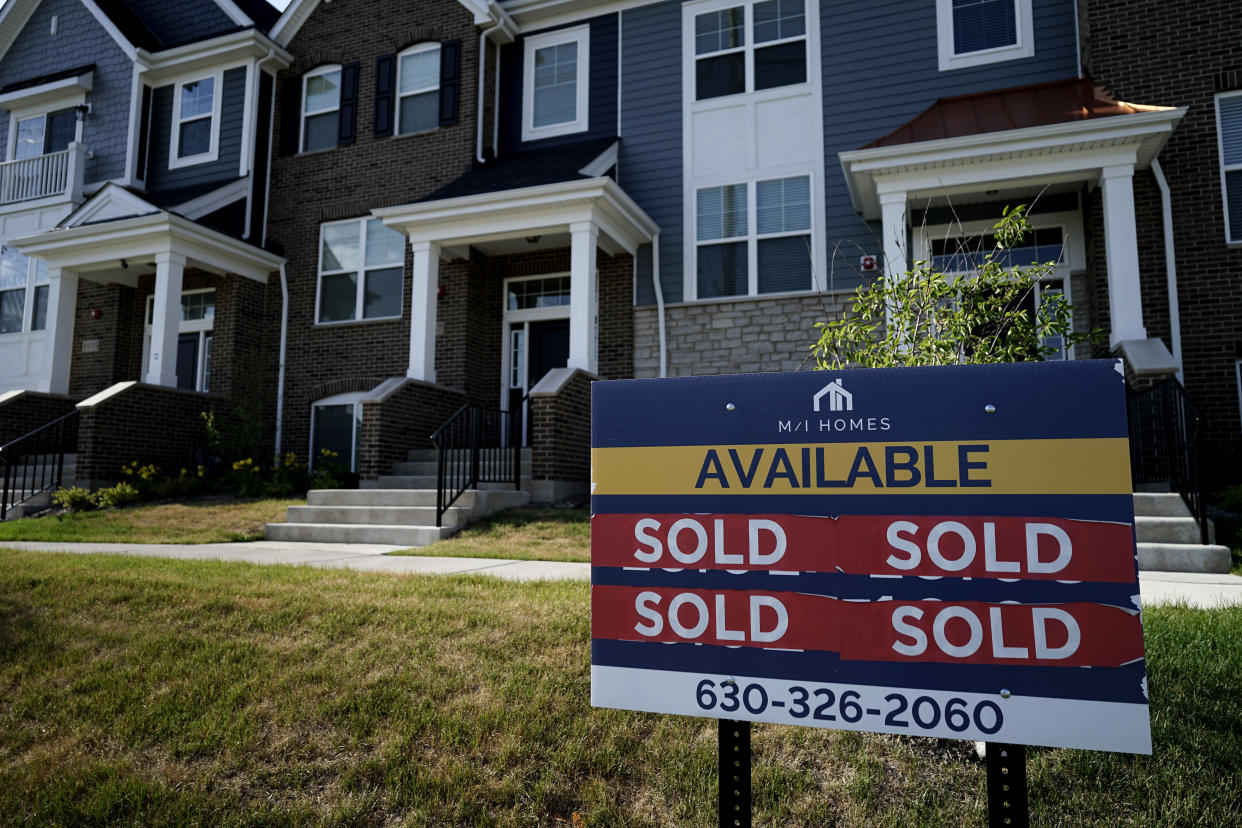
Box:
<box><xmin>0</xmin><ymin>245</ymin><xmax>48</xmax><ymax>335</ymax></box>
<box><xmin>522</xmin><ymin>26</ymin><xmax>590</xmax><ymax>141</ymax></box>
<box><xmin>398</xmin><ymin>44</ymin><xmax>440</xmax><ymax>135</ymax></box>
<box><xmin>302</xmin><ymin>66</ymin><xmax>342</xmax><ymax>153</ymax></box>
<box><xmin>174</xmin><ymin>77</ymin><xmax>215</xmax><ymax>160</ymax></box>
<box><xmin>694</xmin><ymin>0</ymin><xmax>807</xmax><ymax>100</ymax></box>
<box><xmin>317</xmin><ymin>218</ymin><xmax>405</xmax><ymax>324</ymax></box>
<box><xmin>1217</xmin><ymin>92</ymin><xmax>1242</xmax><ymax>244</ymax></box>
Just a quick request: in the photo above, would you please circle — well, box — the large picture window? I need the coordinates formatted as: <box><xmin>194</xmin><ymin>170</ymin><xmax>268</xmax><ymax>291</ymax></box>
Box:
<box><xmin>696</xmin><ymin>174</ymin><xmax>812</xmax><ymax>299</ymax></box>
<box><xmin>302</xmin><ymin>65</ymin><xmax>342</xmax><ymax>152</ymax></box>
<box><xmin>693</xmin><ymin>0</ymin><xmax>806</xmax><ymax>101</ymax></box>
<box><xmin>1216</xmin><ymin>91</ymin><xmax>1242</xmax><ymax>244</ymax></box>
<box><xmin>0</xmin><ymin>245</ymin><xmax>47</xmax><ymax>335</ymax></box>
<box><xmin>522</xmin><ymin>25</ymin><xmax>590</xmax><ymax>141</ymax></box>
<box><xmin>936</xmin><ymin>0</ymin><xmax>1033</xmax><ymax>71</ymax></box>
<box><xmin>317</xmin><ymin>218</ymin><xmax>405</xmax><ymax>324</ymax></box>
<box><xmin>398</xmin><ymin>44</ymin><xmax>441</xmax><ymax>134</ymax></box>
<box><xmin>170</xmin><ymin>75</ymin><xmax>220</xmax><ymax>166</ymax></box>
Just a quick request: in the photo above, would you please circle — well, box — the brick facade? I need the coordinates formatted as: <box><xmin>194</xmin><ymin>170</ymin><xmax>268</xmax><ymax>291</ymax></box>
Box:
<box><xmin>358</xmin><ymin>379</ymin><xmax>467</xmax><ymax>480</ymax></box>
<box><xmin>0</xmin><ymin>391</ymin><xmax>78</xmax><ymax>445</ymax></box>
<box><xmin>1083</xmin><ymin>0</ymin><xmax>1242</xmax><ymax>477</ymax></box>
<box><xmin>529</xmin><ymin>369</ymin><xmax>593</xmax><ymax>484</ymax></box>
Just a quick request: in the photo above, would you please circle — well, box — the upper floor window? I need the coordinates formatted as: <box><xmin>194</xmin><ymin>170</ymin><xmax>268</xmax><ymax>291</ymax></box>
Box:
<box><xmin>302</xmin><ymin>65</ymin><xmax>342</xmax><ymax>152</ymax></box>
<box><xmin>12</xmin><ymin>108</ymin><xmax>75</xmax><ymax>160</ymax></box>
<box><xmin>696</xmin><ymin>174</ymin><xmax>812</xmax><ymax>298</ymax></box>
<box><xmin>936</xmin><ymin>0</ymin><xmax>1033</xmax><ymax>71</ymax></box>
<box><xmin>398</xmin><ymin>44</ymin><xmax>441</xmax><ymax>134</ymax></box>
<box><xmin>317</xmin><ymin>217</ymin><xmax>404</xmax><ymax>324</ymax></box>
<box><xmin>693</xmin><ymin>0</ymin><xmax>806</xmax><ymax>101</ymax></box>
<box><xmin>1216</xmin><ymin>91</ymin><xmax>1242</xmax><ymax>244</ymax></box>
<box><xmin>522</xmin><ymin>25</ymin><xmax>590</xmax><ymax>141</ymax></box>
<box><xmin>0</xmin><ymin>245</ymin><xmax>48</xmax><ymax>335</ymax></box>
<box><xmin>170</xmin><ymin>75</ymin><xmax>220</xmax><ymax>167</ymax></box>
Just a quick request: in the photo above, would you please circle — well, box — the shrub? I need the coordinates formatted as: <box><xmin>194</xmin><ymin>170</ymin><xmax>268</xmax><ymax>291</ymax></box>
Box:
<box><xmin>52</xmin><ymin>487</ymin><xmax>96</xmax><ymax>513</ymax></box>
<box><xmin>93</xmin><ymin>482</ymin><xmax>140</xmax><ymax>509</ymax></box>
<box><xmin>119</xmin><ymin>461</ymin><xmax>160</xmax><ymax>499</ymax></box>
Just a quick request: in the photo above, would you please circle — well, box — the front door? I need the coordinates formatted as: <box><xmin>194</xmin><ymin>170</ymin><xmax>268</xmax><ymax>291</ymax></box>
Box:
<box><xmin>502</xmin><ymin>274</ymin><xmax>572</xmax><ymax>445</ymax></box>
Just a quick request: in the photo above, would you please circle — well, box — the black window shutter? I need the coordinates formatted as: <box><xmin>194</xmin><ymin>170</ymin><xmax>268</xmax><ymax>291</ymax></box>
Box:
<box><xmin>338</xmin><ymin>61</ymin><xmax>359</xmax><ymax>146</ymax></box>
<box><xmin>279</xmin><ymin>75</ymin><xmax>301</xmax><ymax>156</ymax></box>
<box><xmin>374</xmin><ymin>53</ymin><xmax>395</xmax><ymax>138</ymax></box>
<box><xmin>439</xmin><ymin>39</ymin><xmax>460</xmax><ymax>126</ymax></box>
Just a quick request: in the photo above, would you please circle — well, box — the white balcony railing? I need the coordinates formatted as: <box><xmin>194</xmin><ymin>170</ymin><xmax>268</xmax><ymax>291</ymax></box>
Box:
<box><xmin>0</xmin><ymin>142</ymin><xmax>86</xmax><ymax>206</ymax></box>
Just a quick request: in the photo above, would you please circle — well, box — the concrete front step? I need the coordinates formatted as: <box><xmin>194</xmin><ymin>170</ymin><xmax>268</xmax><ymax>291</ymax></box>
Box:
<box><xmin>1138</xmin><ymin>542</ymin><xmax>1232</xmax><ymax>574</ymax></box>
<box><xmin>264</xmin><ymin>522</ymin><xmax>451</xmax><ymax>546</ymax></box>
<box><xmin>1134</xmin><ymin>516</ymin><xmax>1204</xmax><ymax>545</ymax></box>
<box><xmin>308</xmin><ymin>488</ymin><xmax>529</xmax><ymax>510</ymax></box>
<box><xmin>1132</xmin><ymin>493</ymin><xmax>1193</xmax><ymax>518</ymax></box>
<box><xmin>285</xmin><ymin>505</ymin><xmax>467</xmax><ymax>527</ymax></box>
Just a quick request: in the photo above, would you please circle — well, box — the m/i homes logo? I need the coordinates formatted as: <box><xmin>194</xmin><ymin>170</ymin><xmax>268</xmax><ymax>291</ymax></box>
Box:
<box><xmin>778</xmin><ymin>378</ymin><xmax>890</xmax><ymax>434</ymax></box>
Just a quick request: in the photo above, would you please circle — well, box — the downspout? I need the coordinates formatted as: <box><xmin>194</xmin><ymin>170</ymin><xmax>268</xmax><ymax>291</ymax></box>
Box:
<box><xmin>476</xmin><ymin>29</ymin><xmax>489</xmax><ymax>163</ymax></box>
<box><xmin>650</xmin><ymin>232</ymin><xmax>667</xmax><ymax>378</ymax></box>
<box><xmin>1151</xmin><ymin>159</ymin><xmax>1183</xmax><ymax>381</ymax></box>
<box><xmin>492</xmin><ymin>44</ymin><xmax>501</xmax><ymax>154</ymax></box>
<box><xmin>274</xmin><ymin>262</ymin><xmax>289</xmax><ymax>456</ymax></box>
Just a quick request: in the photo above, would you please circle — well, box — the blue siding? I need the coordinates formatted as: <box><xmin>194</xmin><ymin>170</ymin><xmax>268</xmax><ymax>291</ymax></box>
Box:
<box><xmin>618</xmin><ymin>1</ymin><xmax>683</xmax><ymax>303</ymax></box>
<box><xmin>0</xmin><ymin>0</ymin><xmax>133</xmax><ymax>184</ymax></box>
<box><xmin>146</xmin><ymin>66</ymin><xmax>248</xmax><ymax>194</ymax></box>
<box><xmin>126</xmin><ymin>0</ymin><xmax>238</xmax><ymax>47</ymax></box>
<box><xmin>498</xmin><ymin>13</ymin><xmax>619</xmax><ymax>153</ymax></box>
<box><xmin>617</xmin><ymin>0</ymin><xmax>1080</xmax><ymax>305</ymax></box>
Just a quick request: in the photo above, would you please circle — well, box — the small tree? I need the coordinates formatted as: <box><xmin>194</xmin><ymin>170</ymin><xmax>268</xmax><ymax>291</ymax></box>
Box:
<box><xmin>812</xmin><ymin>207</ymin><xmax>1096</xmax><ymax>369</ymax></box>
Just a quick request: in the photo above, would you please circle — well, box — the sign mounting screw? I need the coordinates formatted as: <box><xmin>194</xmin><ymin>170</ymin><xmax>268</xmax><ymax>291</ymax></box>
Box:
<box><xmin>726</xmin><ymin>403</ymin><xmax>736</xmax><ymax>412</ymax></box>
<box><xmin>1000</xmin><ymin>688</ymin><xmax>1011</xmax><ymax>698</ymax></box>
<box><xmin>985</xmin><ymin>404</ymin><xmax>997</xmax><ymax>414</ymax></box>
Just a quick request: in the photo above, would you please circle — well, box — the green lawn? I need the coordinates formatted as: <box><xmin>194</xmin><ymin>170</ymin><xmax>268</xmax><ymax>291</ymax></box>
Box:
<box><xmin>2</xmin><ymin>549</ymin><xmax>1239</xmax><ymax>826</ymax></box>
<box><xmin>0</xmin><ymin>498</ymin><xmax>300</xmax><ymax>544</ymax></box>
<box><xmin>391</xmin><ymin>505</ymin><xmax>590</xmax><ymax>562</ymax></box>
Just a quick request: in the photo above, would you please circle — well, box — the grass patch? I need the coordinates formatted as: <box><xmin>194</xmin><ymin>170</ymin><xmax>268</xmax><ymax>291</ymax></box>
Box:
<box><xmin>0</xmin><ymin>498</ymin><xmax>301</xmax><ymax>544</ymax></box>
<box><xmin>391</xmin><ymin>505</ymin><xmax>589</xmax><ymax>562</ymax></box>
<box><xmin>1</xmin><ymin>549</ymin><xmax>1239</xmax><ymax>826</ymax></box>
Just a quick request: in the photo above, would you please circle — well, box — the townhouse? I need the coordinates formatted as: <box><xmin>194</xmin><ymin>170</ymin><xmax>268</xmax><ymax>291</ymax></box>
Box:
<box><xmin>0</xmin><ymin>1</ymin><xmax>1237</xmax><ymax>554</ymax></box>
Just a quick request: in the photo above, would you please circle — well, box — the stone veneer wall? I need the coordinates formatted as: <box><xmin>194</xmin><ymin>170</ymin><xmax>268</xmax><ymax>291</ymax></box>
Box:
<box><xmin>634</xmin><ymin>292</ymin><xmax>855</xmax><ymax>378</ymax></box>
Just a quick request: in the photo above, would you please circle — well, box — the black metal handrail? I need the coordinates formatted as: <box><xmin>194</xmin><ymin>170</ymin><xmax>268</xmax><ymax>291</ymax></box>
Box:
<box><xmin>429</xmin><ymin>404</ymin><xmax>521</xmax><ymax>527</ymax></box>
<box><xmin>1</xmin><ymin>409</ymin><xmax>79</xmax><ymax>521</ymax></box>
<box><xmin>1126</xmin><ymin>378</ymin><xmax>1207</xmax><ymax>544</ymax></box>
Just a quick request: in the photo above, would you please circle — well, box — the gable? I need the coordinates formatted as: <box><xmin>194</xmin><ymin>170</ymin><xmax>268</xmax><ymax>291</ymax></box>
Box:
<box><xmin>61</xmin><ymin>183</ymin><xmax>160</xmax><ymax>226</ymax></box>
<box><xmin>271</xmin><ymin>0</ymin><xmax>502</xmax><ymax>47</ymax></box>
<box><xmin>0</xmin><ymin>0</ymin><xmax>137</xmax><ymax>66</ymax></box>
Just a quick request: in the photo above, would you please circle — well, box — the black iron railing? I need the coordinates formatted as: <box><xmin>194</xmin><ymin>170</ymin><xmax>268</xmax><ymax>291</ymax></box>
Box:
<box><xmin>1127</xmin><ymin>378</ymin><xmax>1207</xmax><ymax>544</ymax></box>
<box><xmin>0</xmin><ymin>410</ymin><xmax>79</xmax><ymax>521</ymax></box>
<box><xmin>429</xmin><ymin>404</ymin><xmax>521</xmax><ymax>527</ymax></box>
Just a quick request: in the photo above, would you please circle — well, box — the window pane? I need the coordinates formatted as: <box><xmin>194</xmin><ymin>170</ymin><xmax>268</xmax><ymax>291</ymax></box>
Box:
<box><xmin>182</xmin><ymin>290</ymin><xmax>215</xmax><ymax>322</ymax></box>
<box><xmin>508</xmin><ymin>276</ymin><xmax>571</xmax><ymax>310</ymax></box>
<box><xmin>698</xmin><ymin>241</ymin><xmax>748</xmax><ymax>298</ymax></box>
<box><xmin>203</xmin><ymin>334</ymin><xmax>212</xmax><ymax>392</ymax></box>
<box><xmin>180</xmin><ymin>78</ymin><xmax>214</xmax><ymax>119</ymax></box>
<box><xmin>15</xmin><ymin>117</ymin><xmax>44</xmax><ymax>160</ymax></box>
<box><xmin>695</xmin><ymin>8</ymin><xmax>745</xmax><ymax>54</ymax></box>
<box><xmin>755</xmin><ymin>41</ymin><xmax>806</xmax><ymax>90</ymax></box>
<box><xmin>179</xmin><ymin>118</ymin><xmax>211</xmax><ymax>157</ymax></box>
<box><xmin>318</xmin><ymin>272</ymin><xmax>357</xmax><ymax>322</ymax></box>
<box><xmin>365</xmin><ymin>219</ymin><xmax>405</xmax><ymax>267</ymax></box>
<box><xmin>305</xmin><ymin>70</ymin><xmax>341</xmax><ymax>113</ymax></box>
<box><xmin>757</xmin><ymin>176</ymin><xmax>811</xmax><ymax>234</ymax></box>
<box><xmin>0</xmin><ymin>247</ymin><xmax>26</xmax><ymax>289</ymax></box>
<box><xmin>532</xmin><ymin>42</ymin><xmax>578</xmax><ymax>127</ymax></box>
<box><xmin>34</xmin><ymin>259</ymin><xmax>47</xmax><ymax>285</ymax></box>
<box><xmin>0</xmin><ymin>289</ymin><xmax>23</xmax><ymax>333</ymax></box>
<box><xmin>1220</xmin><ymin>96</ymin><xmax>1242</xmax><ymax>166</ymax></box>
<box><xmin>303</xmin><ymin>111</ymin><xmax>338</xmax><ymax>152</ymax></box>
<box><xmin>312</xmin><ymin>403</ymin><xmax>356</xmax><ymax>469</ymax></box>
<box><xmin>952</xmin><ymin>0</ymin><xmax>1017</xmax><ymax>54</ymax></box>
<box><xmin>400</xmin><ymin>48</ymin><xmax>440</xmax><ymax>93</ymax></box>
<box><xmin>1228</xmin><ymin>169</ymin><xmax>1242</xmax><ymax>241</ymax></box>
<box><xmin>363</xmin><ymin>266</ymin><xmax>402</xmax><ymax>319</ymax></box>
<box><xmin>758</xmin><ymin>235</ymin><xmax>811</xmax><ymax>293</ymax></box>
<box><xmin>399</xmin><ymin>90</ymin><xmax>439</xmax><ymax>133</ymax></box>
<box><xmin>46</xmin><ymin>109</ymin><xmax>76</xmax><ymax>154</ymax></box>
<box><xmin>698</xmin><ymin>183</ymin><xmax>748</xmax><ymax>241</ymax></box>
<box><xmin>32</xmin><ymin>284</ymin><xmax>48</xmax><ymax>331</ymax></box>
<box><xmin>696</xmin><ymin>52</ymin><xmax>745</xmax><ymax>100</ymax></box>
<box><xmin>754</xmin><ymin>0</ymin><xmax>805</xmax><ymax>43</ymax></box>
<box><xmin>322</xmin><ymin>223</ymin><xmax>360</xmax><ymax>271</ymax></box>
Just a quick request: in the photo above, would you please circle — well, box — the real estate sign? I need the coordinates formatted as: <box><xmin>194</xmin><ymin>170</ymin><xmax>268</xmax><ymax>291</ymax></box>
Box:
<box><xmin>590</xmin><ymin>360</ymin><xmax>1151</xmax><ymax>754</ymax></box>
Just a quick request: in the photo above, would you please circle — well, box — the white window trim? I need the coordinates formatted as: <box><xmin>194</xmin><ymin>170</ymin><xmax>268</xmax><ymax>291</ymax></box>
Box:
<box><xmin>168</xmin><ymin>71</ymin><xmax>223</xmax><ymax>169</ymax></box>
<box><xmin>141</xmin><ymin>287</ymin><xmax>216</xmax><ymax>391</ymax></box>
<box><xmin>5</xmin><ymin>95</ymin><xmax>85</xmax><ymax>161</ymax></box>
<box><xmin>310</xmin><ymin>391</ymin><xmax>364</xmax><ymax>471</ymax></box>
<box><xmin>397</xmin><ymin>43</ymin><xmax>441</xmax><ymax>136</ymax></box>
<box><xmin>936</xmin><ymin>0</ymin><xmax>1034</xmax><ymax>72</ymax></box>
<box><xmin>687</xmin><ymin>0</ymin><xmax>811</xmax><ymax>102</ymax></box>
<box><xmin>498</xmin><ymin>272</ymin><xmax>576</xmax><ymax>416</ymax></box>
<box><xmin>522</xmin><ymin>25</ymin><xmax>590</xmax><ymax>142</ymax></box>
<box><xmin>0</xmin><ymin>247</ymin><xmax>48</xmax><ymax>336</ymax></box>
<box><xmin>314</xmin><ymin>218</ymin><xmax>405</xmax><ymax>326</ymax></box>
<box><xmin>913</xmin><ymin>210</ymin><xmax>1086</xmax><ymax>274</ymax></box>
<box><xmin>1215</xmin><ymin>90</ymin><xmax>1242</xmax><ymax>246</ymax></box>
<box><xmin>300</xmin><ymin>64</ymin><xmax>342</xmax><ymax>153</ymax></box>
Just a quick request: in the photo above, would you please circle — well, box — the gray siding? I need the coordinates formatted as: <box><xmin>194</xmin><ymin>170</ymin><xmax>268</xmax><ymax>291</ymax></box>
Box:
<box><xmin>146</xmin><ymin>66</ymin><xmax>248</xmax><ymax>194</ymax></box>
<box><xmin>498</xmin><ymin>13</ymin><xmax>619</xmax><ymax>153</ymax></box>
<box><xmin>127</xmin><ymin>0</ymin><xmax>238</xmax><ymax>47</ymax></box>
<box><xmin>0</xmin><ymin>0</ymin><xmax>133</xmax><ymax>184</ymax></box>
<box><xmin>620</xmin><ymin>0</ymin><xmax>1081</xmax><ymax>305</ymax></box>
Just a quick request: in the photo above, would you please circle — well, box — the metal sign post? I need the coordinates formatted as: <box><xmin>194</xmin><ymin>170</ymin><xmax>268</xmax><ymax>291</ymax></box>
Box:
<box><xmin>986</xmin><ymin>742</ymin><xmax>1028</xmax><ymax>827</ymax></box>
<box><xmin>719</xmin><ymin>719</ymin><xmax>752</xmax><ymax>827</ymax></box>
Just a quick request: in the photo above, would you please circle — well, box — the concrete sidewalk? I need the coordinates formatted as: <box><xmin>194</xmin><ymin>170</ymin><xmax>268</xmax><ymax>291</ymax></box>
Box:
<box><xmin>3</xmin><ymin>540</ymin><xmax>1241</xmax><ymax>606</ymax></box>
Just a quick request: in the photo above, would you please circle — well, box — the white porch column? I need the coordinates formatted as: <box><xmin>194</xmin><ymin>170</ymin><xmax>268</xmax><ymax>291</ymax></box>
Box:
<box><xmin>879</xmin><ymin>189</ymin><xmax>909</xmax><ymax>282</ymax></box>
<box><xmin>1099</xmin><ymin>164</ymin><xmax>1147</xmax><ymax>347</ymax></box>
<box><xmin>45</xmin><ymin>267</ymin><xmax>79</xmax><ymax>395</ymax></box>
<box><xmin>408</xmin><ymin>241</ymin><xmax>440</xmax><ymax>382</ymax></box>
<box><xmin>568</xmin><ymin>221</ymin><xmax>598</xmax><ymax>373</ymax></box>
<box><xmin>146</xmin><ymin>252</ymin><xmax>185</xmax><ymax>387</ymax></box>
